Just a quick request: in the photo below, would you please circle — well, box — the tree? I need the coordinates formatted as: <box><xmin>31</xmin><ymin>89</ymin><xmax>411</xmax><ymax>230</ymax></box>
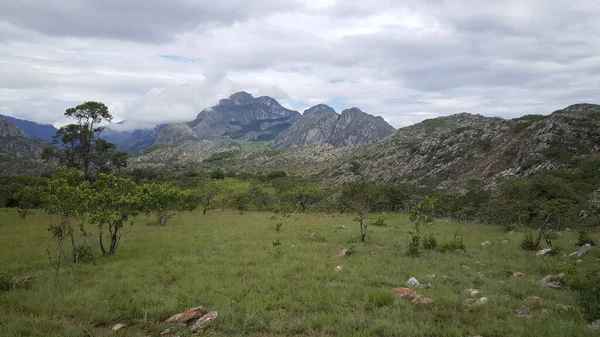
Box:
<box><xmin>43</xmin><ymin>167</ymin><xmax>90</xmax><ymax>285</ymax></box>
<box><xmin>284</xmin><ymin>185</ymin><xmax>326</xmax><ymax>211</ymax></box>
<box><xmin>143</xmin><ymin>183</ymin><xmax>195</xmax><ymax>226</ymax></box>
<box><xmin>195</xmin><ymin>179</ymin><xmax>218</xmax><ymax>215</ymax></box>
<box><xmin>44</xmin><ymin>101</ymin><xmax>127</xmax><ymax>180</ymax></box>
<box><xmin>408</xmin><ymin>197</ymin><xmax>437</xmax><ymax>256</ymax></box>
<box><xmin>340</xmin><ymin>181</ymin><xmax>381</xmax><ymax>242</ymax></box>
<box><xmin>89</xmin><ymin>174</ymin><xmax>143</xmax><ymax>255</ymax></box>
<box><xmin>13</xmin><ymin>185</ymin><xmax>47</xmax><ymax>219</ymax></box>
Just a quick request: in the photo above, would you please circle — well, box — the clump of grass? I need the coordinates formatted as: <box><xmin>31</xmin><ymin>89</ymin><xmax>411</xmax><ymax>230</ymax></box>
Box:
<box><xmin>423</xmin><ymin>234</ymin><xmax>437</xmax><ymax>250</ymax></box>
<box><xmin>366</xmin><ymin>290</ymin><xmax>395</xmax><ymax>308</ymax></box>
<box><xmin>520</xmin><ymin>231</ymin><xmax>540</xmax><ymax>251</ymax></box>
<box><xmin>438</xmin><ymin>230</ymin><xmax>466</xmax><ymax>252</ymax></box>
<box><xmin>0</xmin><ymin>271</ymin><xmax>12</xmax><ymax>292</ymax></box>
<box><xmin>577</xmin><ymin>229</ymin><xmax>596</xmax><ymax>246</ymax></box>
<box><xmin>371</xmin><ymin>217</ymin><xmax>387</xmax><ymax>227</ymax></box>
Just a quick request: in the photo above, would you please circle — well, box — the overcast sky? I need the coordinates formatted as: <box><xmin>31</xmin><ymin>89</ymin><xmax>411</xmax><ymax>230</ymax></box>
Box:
<box><xmin>1</xmin><ymin>0</ymin><xmax>599</xmax><ymax>129</ymax></box>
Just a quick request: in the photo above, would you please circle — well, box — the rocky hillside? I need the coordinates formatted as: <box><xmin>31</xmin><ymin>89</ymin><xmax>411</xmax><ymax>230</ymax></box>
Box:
<box><xmin>0</xmin><ymin>118</ymin><xmax>49</xmax><ymax>174</ymax></box>
<box><xmin>184</xmin><ymin>91</ymin><xmax>301</xmax><ymax>143</ymax></box>
<box><xmin>274</xmin><ymin>106</ymin><xmax>395</xmax><ymax>149</ymax></box>
<box><xmin>326</xmin><ymin>104</ymin><xmax>600</xmax><ymax>188</ymax></box>
<box><xmin>103</xmin><ymin>124</ymin><xmax>168</xmax><ymax>152</ymax></box>
<box><xmin>0</xmin><ymin>114</ymin><xmax>57</xmax><ymax>142</ymax></box>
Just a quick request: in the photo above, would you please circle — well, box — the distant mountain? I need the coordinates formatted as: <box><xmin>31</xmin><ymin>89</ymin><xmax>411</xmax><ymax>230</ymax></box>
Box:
<box><xmin>274</xmin><ymin>105</ymin><xmax>395</xmax><ymax>148</ymax></box>
<box><xmin>0</xmin><ymin>117</ymin><xmax>49</xmax><ymax>174</ymax></box>
<box><xmin>103</xmin><ymin>124</ymin><xmax>169</xmax><ymax>152</ymax></box>
<box><xmin>185</xmin><ymin>91</ymin><xmax>301</xmax><ymax>142</ymax></box>
<box><xmin>326</xmin><ymin>103</ymin><xmax>600</xmax><ymax>187</ymax></box>
<box><xmin>0</xmin><ymin>114</ymin><xmax>57</xmax><ymax>142</ymax></box>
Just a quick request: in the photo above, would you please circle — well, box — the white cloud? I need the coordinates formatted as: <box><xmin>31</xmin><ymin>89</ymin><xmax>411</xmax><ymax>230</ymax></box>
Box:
<box><xmin>0</xmin><ymin>0</ymin><xmax>599</xmax><ymax>129</ymax></box>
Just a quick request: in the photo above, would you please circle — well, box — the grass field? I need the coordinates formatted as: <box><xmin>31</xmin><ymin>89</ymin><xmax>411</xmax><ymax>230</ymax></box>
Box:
<box><xmin>0</xmin><ymin>208</ymin><xmax>599</xmax><ymax>337</ymax></box>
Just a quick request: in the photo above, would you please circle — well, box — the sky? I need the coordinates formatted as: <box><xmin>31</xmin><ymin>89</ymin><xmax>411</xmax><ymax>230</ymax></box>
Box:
<box><xmin>0</xmin><ymin>0</ymin><xmax>599</xmax><ymax>130</ymax></box>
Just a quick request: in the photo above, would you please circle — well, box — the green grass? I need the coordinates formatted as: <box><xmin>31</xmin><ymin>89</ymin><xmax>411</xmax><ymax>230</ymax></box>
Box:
<box><xmin>0</xmin><ymin>208</ymin><xmax>599</xmax><ymax>336</ymax></box>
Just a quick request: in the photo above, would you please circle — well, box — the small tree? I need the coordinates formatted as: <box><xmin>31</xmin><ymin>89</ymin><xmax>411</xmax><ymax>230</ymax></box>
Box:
<box><xmin>284</xmin><ymin>185</ymin><xmax>326</xmax><ymax>211</ymax></box>
<box><xmin>195</xmin><ymin>179</ymin><xmax>218</xmax><ymax>215</ymax></box>
<box><xmin>43</xmin><ymin>168</ymin><xmax>90</xmax><ymax>285</ymax></box>
<box><xmin>408</xmin><ymin>197</ymin><xmax>436</xmax><ymax>256</ymax></box>
<box><xmin>340</xmin><ymin>181</ymin><xmax>381</xmax><ymax>242</ymax></box>
<box><xmin>13</xmin><ymin>185</ymin><xmax>47</xmax><ymax>219</ymax></box>
<box><xmin>90</xmin><ymin>174</ymin><xmax>142</xmax><ymax>255</ymax></box>
<box><xmin>144</xmin><ymin>183</ymin><xmax>194</xmax><ymax>226</ymax></box>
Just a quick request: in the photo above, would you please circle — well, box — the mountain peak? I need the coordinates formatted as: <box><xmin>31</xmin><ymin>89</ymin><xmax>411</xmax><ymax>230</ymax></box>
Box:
<box><xmin>0</xmin><ymin>118</ymin><xmax>26</xmax><ymax>138</ymax></box>
<box><xmin>218</xmin><ymin>91</ymin><xmax>255</xmax><ymax>106</ymax></box>
<box><xmin>304</xmin><ymin>104</ymin><xmax>337</xmax><ymax>116</ymax></box>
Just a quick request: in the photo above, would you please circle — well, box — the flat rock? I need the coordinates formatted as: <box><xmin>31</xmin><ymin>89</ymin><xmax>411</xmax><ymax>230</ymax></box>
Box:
<box><xmin>165</xmin><ymin>306</ymin><xmax>207</xmax><ymax>324</ymax></box>
<box><xmin>112</xmin><ymin>323</ymin><xmax>126</xmax><ymax>331</ymax></box>
<box><xmin>190</xmin><ymin>311</ymin><xmax>218</xmax><ymax>332</ymax></box>
<box><xmin>536</xmin><ymin>248</ymin><xmax>552</xmax><ymax>256</ymax></box>
<box><xmin>393</xmin><ymin>287</ymin><xmax>433</xmax><ymax>304</ymax></box>
<box><xmin>588</xmin><ymin>319</ymin><xmax>600</xmax><ymax>330</ymax></box>
<box><xmin>570</xmin><ymin>244</ymin><xmax>592</xmax><ymax>257</ymax></box>
<box><xmin>406</xmin><ymin>277</ymin><xmax>421</xmax><ymax>289</ymax></box>
<box><xmin>511</xmin><ymin>272</ymin><xmax>525</xmax><ymax>279</ymax></box>
<box><xmin>515</xmin><ymin>306</ymin><xmax>531</xmax><ymax>317</ymax></box>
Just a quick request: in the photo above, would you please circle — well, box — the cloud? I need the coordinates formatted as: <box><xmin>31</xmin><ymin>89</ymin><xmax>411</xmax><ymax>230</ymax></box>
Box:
<box><xmin>0</xmin><ymin>0</ymin><xmax>599</xmax><ymax>129</ymax></box>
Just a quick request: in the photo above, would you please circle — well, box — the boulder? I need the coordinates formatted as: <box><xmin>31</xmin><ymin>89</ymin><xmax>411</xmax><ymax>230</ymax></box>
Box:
<box><xmin>406</xmin><ymin>277</ymin><xmax>421</xmax><ymax>289</ymax></box>
<box><xmin>393</xmin><ymin>287</ymin><xmax>433</xmax><ymax>304</ymax></box>
<box><xmin>190</xmin><ymin>311</ymin><xmax>218</xmax><ymax>332</ymax></box>
<box><xmin>165</xmin><ymin>306</ymin><xmax>207</xmax><ymax>324</ymax></box>
<box><xmin>570</xmin><ymin>244</ymin><xmax>592</xmax><ymax>257</ymax></box>
<box><xmin>539</xmin><ymin>273</ymin><xmax>564</xmax><ymax>289</ymax></box>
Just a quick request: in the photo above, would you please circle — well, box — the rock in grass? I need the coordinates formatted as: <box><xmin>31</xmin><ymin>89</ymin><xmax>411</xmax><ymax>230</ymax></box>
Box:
<box><xmin>588</xmin><ymin>319</ymin><xmax>600</xmax><ymax>330</ymax></box>
<box><xmin>425</xmin><ymin>274</ymin><xmax>436</xmax><ymax>280</ymax></box>
<box><xmin>556</xmin><ymin>304</ymin><xmax>574</xmax><ymax>311</ymax></box>
<box><xmin>523</xmin><ymin>296</ymin><xmax>541</xmax><ymax>309</ymax></box>
<box><xmin>515</xmin><ymin>306</ymin><xmax>531</xmax><ymax>317</ymax></box>
<box><xmin>511</xmin><ymin>272</ymin><xmax>525</xmax><ymax>278</ymax></box>
<box><xmin>309</xmin><ymin>232</ymin><xmax>317</xmax><ymax>239</ymax></box>
<box><xmin>111</xmin><ymin>323</ymin><xmax>126</xmax><ymax>331</ymax></box>
<box><xmin>536</xmin><ymin>248</ymin><xmax>552</xmax><ymax>256</ymax></box>
<box><xmin>472</xmin><ymin>297</ymin><xmax>488</xmax><ymax>306</ymax></box>
<box><xmin>464</xmin><ymin>288</ymin><xmax>481</xmax><ymax>298</ymax></box>
<box><xmin>501</xmin><ymin>240</ymin><xmax>509</xmax><ymax>244</ymax></box>
<box><xmin>393</xmin><ymin>287</ymin><xmax>433</xmax><ymax>304</ymax></box>
<box><xmin>190</xmin><ymin>311</ymin><xmax>218</xmax><ymax>332</ymax></box>
<box><xmin>165</xmin><ymin>306</ymin><xmax>207</xmax><ymax>324</ymax></box>
<box><xmin>480</xmin><ymin>241</ymin><xmax>491</xmax><ymax>247</ymax></box>
<box><xmin>539</xmin><ymin>273</ymin><xmax>564</xmax><ymax>289</ymax></box>
<box><xmin>335</xmin><ymin>265</ymin><xmax>343</xmax><ymax>272</ymax></box>
<box><xmin>337</xmin><ymin>249</ymin><xmax>348</xmax><ymax>257</ymax></box>
<box><xmin>406</xmin><ymin>277</ymin><xmax>421</xmax><ymax>289</ymax></box>
<box><xmin>570</xmin><ymin>243</ymin><xmax>592</xmax><ymax>257</ymax></box>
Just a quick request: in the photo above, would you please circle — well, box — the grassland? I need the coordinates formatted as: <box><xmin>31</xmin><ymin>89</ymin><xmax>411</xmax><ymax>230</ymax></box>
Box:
<box><xmin>0</xmin><ymin>208</ymin><xmax>599</xmax><ymax>337</ymax></box>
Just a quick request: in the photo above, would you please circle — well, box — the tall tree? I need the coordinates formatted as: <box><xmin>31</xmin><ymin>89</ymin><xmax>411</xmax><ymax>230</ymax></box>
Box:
<box><xmin>44</xmin><ymin>102</ymin><xmax>127</xmax><ymax>179</ymax></box>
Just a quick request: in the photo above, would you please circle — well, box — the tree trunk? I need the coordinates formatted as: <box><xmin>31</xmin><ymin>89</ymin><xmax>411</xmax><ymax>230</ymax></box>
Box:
<box><xmin>69</xmin><ymin>225</ymin><xmax>77</xmax><ymax>263</ymax></box>
<box><xmin>360</xmin><ymin>216</ymin><xmax>367</xmax><ymax>242</ymax></box>
<box><xmin>202</xmin><ymin>204</ymin><xmax>208</xmax><ymax>215</ymax></box>
<box><xmin>99</xmin><ymin>225</ymin><xmax>106</xmax><ymax>255</ymax></box>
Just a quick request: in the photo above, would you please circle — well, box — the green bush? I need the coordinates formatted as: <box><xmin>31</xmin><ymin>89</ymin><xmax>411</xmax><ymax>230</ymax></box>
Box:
<box><xmin>371</xmin><ymin>217</ymin><xmax>387</xmax><ymax>227</ymax></box>
<box><xmin>577</xmin><ymin>229</ymin><xmax>596</xmax><ymax>246</ymax></box>
<box><xmin>520</xmin><ymin>232</ymin><xmax>540</xmax><ymax>251</ymax></box>
<box><xmin>423</xmin><ymin>234</ymin><xmax>437</xmax><ymax>250</ymax></box>
<box><xmin>562</xmin><ymin>264</ymin><xmax>600</xmax><ymax>320</ymax></box>
<box><xmin>74</xmin><ymin>244</ymin><xmax>95</xmax><ymax>264</ymax></box>
<box><xmin>407</xmin><ymin>234</ymin><xmax>420</xmax><ymax>257</ymax></box>
<box><xmin>438</xmin><ymin>230</ymin><xmax>466</xmax><ymax>252</ymax></box>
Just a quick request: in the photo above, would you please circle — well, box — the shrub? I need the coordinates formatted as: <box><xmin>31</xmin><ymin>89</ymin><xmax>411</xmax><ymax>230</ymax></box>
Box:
<box><xmin>577</xmin><ymin>229</ymin><xmax>596</xmax><ymax>246</ymax></box>
<box><xmin>520</xmin><ymin>232</ymin><xmax>540</xmax><ymax>251</ymax></box>
<box><xmin>561</xmin><ymin>264</ymin><xmax>600</xmax><ymax>320</ymax></box>
<box><xmin>438</xmin><ymin>230</ymin><xmax>466</xmax><ymax>252</ymax></box>
<box><xmin>423</xmin><ymin>234</ymin><xmax>437</xmax><ymax>250</ymax></box>
<box><xmin>407</xmin><ymin>234</ymin><xmax>420</xmax><ymax>257</ymax></box>
<box><xmin>371</xmin><ymin>217</ymin><xmax>387</xmax><ymax>227</ymax></box>
<box><xmin>73</xmin><ymin>244</ymin><xmax>95</xmax><ymax>264</ymax></box>
<box><xmin>274</xmin><ymin>220</ymin><xmax>284</xmax><ymax>233</ymax></box>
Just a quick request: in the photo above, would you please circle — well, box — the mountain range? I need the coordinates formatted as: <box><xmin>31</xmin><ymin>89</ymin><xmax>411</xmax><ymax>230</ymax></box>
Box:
<box><xmin>1</xmin><ymin>95</ymin><xmax>599</xmax><ymax>189</ymax></box>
